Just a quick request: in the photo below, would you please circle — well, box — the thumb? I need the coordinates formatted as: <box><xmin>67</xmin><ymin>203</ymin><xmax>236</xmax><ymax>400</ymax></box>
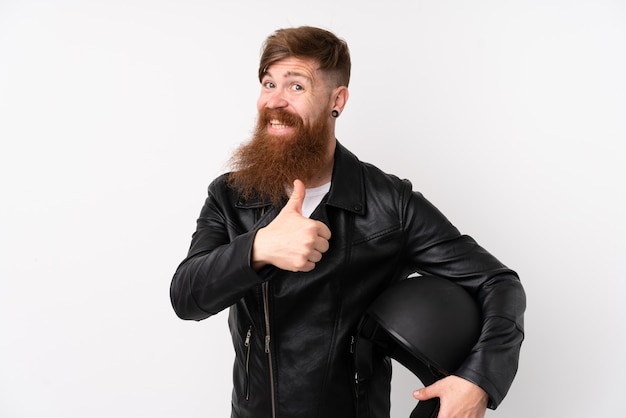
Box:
<box><xmin>286</xmin><ymin>179</ymin><xmax>306</xmax><ymax>214</ymax></box>
<box><xmin>413</xmin><ymin>383</ymin><xmax>438</xmax><ymax>401</ymax></box>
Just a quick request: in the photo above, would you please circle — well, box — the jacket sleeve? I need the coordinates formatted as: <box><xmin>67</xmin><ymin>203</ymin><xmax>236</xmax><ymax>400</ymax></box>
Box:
<box><xmin>170</xmin><ymin>177</ymin><xmax>265</xmax><ymax>321</ymax></box>
<box><xmin>402</xmin><ymin>183</ymin><xmax>526</xmax><ymax>409</ymax></box>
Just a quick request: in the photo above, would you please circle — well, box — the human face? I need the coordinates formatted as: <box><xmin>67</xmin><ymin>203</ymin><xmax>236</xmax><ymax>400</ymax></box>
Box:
<box><xmin>257</xmin><ymin>57</ymin><xmax>336</xmax><ymax>137</ymax></box>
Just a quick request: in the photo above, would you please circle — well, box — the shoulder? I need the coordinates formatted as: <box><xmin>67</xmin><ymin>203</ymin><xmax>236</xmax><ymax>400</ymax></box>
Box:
<box><xmin>335</xmin><ymin>142</ymin><xmax>413</xmax><ymax>194</ymax></box>
<box><xmin>358</xmin><ymin>159</ymin><xmax>414</xmax><ymax>205</ymax></box>
<box><xmin>207</xmin><ymin>172</ymin><xmax>231</xmax><ymax>194</ymax></box>
<box><xmin>357</xmin><ymin>157</ymin><xmax>445</xmax><ymax>223</ymax></box>
<box><xmin>203</xmin><ymin>172</ymin><xmax>244</xmax><ymax>211</ymax></box>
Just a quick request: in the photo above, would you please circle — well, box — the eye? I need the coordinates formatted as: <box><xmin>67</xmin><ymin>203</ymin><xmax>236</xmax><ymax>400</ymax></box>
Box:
<box><xmin>291</xmin><ymin>84</ymin><xmax>304</xmax><ymax>92</ymax></box>
<box><xmin>263</xmin><ymin>81</ymin><xmax>276</xmax><ymax>89</ymax></box>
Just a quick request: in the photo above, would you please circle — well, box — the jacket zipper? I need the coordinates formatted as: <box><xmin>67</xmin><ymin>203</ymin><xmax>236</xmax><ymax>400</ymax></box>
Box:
<box><xmin>262</xmin><ymin>281</ymin><xmax>276</xmax><ymax>418</ymax></box>
<box><xmin>350</xmin><ymin>335</ymin><xmax>360</xmax><ymax>405</ymax></box>
<box><xmin>244</xmin><ymin>325</ymin><xmax>252</xmax><ymax>401</ymax></box>
<box><xmin>256</xmin><ymin>206</ymin><xmax>276</xmax><ymax>417</ymax></box>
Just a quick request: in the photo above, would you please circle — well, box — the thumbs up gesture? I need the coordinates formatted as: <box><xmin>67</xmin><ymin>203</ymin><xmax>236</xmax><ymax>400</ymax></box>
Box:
<box><xmin>252</xmin><ymin>180</ymin><xmax>332</xmax><ymax>272</ymax></box>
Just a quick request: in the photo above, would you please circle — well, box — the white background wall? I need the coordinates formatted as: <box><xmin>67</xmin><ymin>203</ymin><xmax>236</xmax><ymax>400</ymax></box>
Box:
<box><xmin>1</xmin><ymin>1</ymin><xmax>624</xmax><ymax>417</ymax></box>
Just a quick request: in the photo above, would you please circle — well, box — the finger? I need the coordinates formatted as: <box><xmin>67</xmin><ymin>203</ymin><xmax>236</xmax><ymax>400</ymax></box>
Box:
<box><xmin>313</xmin><ymin>236</ymin><xmax>330</xmax><ymax>253</ymax></box>
<box><xmin>315</xmin><ymin>221</ymin><xmax>332</xmax><ymax>240</ymax></box>
<box><xmin>308</xmin><ymin>251</ymin><xmax>323</xmax><ymax>263</ymax></box>
<box><xmin>285</xmin><ymin>179</ymin><xmax>306</xmax><ymax>214</ymax></box>
<box><xmin>295</xmin><ymin>260</ymin><xmax>316</xmax><ymax>273</ymax></box>
<box><xmin>413</xmin><ymin>385</ymin><xmax>436</xmax><ymax>401</ymax></box>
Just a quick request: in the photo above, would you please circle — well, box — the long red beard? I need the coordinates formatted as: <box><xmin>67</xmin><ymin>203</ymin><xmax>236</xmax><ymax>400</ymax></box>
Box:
<box><xmin>227</xmin><ymin>108</ymin><xmax>332</xmax><ymax>204</ymax></box>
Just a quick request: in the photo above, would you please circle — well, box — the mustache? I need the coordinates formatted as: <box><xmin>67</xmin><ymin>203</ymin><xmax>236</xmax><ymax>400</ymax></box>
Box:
<box><xmin>259</xmin><ymin>108</ymin><xmax>303</xmax><ymax>127</ymax></box>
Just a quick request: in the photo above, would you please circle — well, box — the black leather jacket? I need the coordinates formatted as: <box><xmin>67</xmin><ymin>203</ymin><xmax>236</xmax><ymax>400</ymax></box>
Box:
<box><xmin>170</xmin><ymin>142</ymin><xmax>526</xmax><ymax>418</ymax></box>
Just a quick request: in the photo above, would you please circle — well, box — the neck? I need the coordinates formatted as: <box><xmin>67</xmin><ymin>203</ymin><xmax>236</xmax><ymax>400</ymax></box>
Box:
<box><xmin>305</xmin><ymin>138</ymin><xmax>336</xmax><ymax>188</ymax></box>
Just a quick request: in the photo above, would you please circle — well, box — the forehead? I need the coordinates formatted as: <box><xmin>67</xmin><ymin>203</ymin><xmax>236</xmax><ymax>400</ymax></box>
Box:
<box><xmin>262</xmin><ymin>57</ymin><xmax>322</xmax><ymax>83</ymax></box>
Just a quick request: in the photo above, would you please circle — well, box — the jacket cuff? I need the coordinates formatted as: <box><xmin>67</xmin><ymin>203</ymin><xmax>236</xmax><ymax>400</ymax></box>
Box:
<box><xmin>453</xmin><ymin>368</ymin><xmax>500</xmax><ymax>410</ymax></box>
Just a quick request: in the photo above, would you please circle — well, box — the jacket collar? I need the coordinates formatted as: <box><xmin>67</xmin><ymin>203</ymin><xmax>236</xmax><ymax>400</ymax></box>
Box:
<box><xmin>235</xmin><ymin>140</ymin><xmax>365</xmax><ymax>215</ymax></box>
<box><xmin>325</xmin><ymin>141</ymin><xmax>366</xmax><ymax>215</ymax></box>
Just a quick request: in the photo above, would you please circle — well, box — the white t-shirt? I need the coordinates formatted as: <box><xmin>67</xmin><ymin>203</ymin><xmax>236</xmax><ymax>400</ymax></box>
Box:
<box><xmin>302</xmin><ymin>182</ymin><xmax>331</xmax><ymax>218</ymax></box>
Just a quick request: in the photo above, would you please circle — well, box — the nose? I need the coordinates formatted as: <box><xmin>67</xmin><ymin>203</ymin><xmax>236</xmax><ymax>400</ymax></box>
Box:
<box><xmin>264</xmin><ymin>89</ymin><xmax>288</xmax><ymax>109</ymax></box>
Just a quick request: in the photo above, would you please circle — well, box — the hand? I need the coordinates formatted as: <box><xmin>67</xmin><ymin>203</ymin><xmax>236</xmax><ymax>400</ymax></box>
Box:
<box><xmin>413</xmin><ymin>375</ymin><xmax>488</xmax><ymax>418</ymax></box>
<box><xmin>252</xmin><ymin>179</ymin><xmax>332</xmax><ymax>272</ymax></box>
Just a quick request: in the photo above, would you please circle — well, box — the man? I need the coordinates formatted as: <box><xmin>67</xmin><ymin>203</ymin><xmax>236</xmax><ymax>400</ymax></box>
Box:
<box><xmin>170</xmin><ymin>26</ymin><xmax>525</xmax><ymax>418</ymax></box>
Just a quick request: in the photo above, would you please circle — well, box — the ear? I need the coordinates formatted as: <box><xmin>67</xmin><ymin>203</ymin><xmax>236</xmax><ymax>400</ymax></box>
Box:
<box><xmin>332</xmin><ymin>86</ymin><xmax>349</xmax><ymax>114</ymax></box>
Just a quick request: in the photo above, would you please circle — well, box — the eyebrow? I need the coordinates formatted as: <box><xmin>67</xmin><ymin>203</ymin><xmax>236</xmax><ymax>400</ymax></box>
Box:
<box><xmin>263</xmin><ymin>69</ymin><xmax>312</xmax><ymax>83</ymax></box>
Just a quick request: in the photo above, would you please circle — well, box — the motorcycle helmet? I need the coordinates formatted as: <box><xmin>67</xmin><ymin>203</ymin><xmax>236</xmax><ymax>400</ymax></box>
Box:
<box><xmin>354</xmin><ymin>274</ymin><xmax>482</xmax><ymax>418</ymax></box>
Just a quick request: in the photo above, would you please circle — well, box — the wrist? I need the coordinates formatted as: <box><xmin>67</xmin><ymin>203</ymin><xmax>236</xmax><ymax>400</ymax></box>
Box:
<box><xmin>251</xmin><ymin>228</ymin><xmax>270</xmax><ymax>271</ymax></box>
